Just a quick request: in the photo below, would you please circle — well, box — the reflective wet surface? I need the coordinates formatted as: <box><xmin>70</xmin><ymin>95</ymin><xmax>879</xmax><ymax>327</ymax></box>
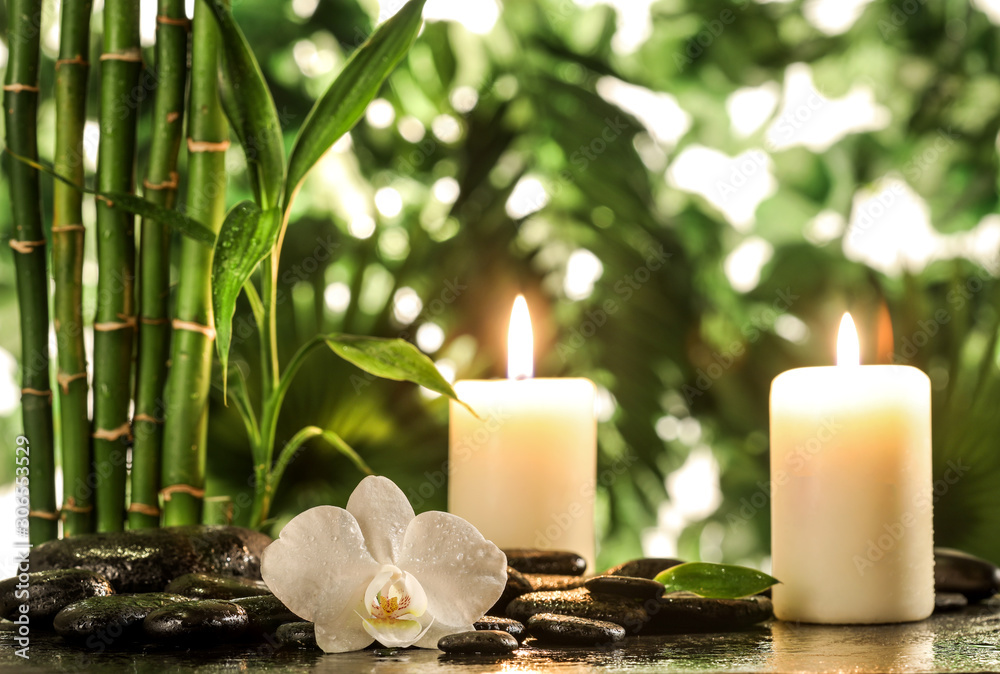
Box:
<box><xmin>3</xmin><ymin>602</ymin><xmax>999</xmax><ymax>673</ymax></box>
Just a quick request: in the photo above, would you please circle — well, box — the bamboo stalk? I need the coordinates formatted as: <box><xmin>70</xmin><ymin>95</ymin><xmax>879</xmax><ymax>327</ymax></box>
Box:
<box><xmin>130</xmin><ymin>0</ymin><xmax>190</xmax><ymax>529</ymax></box>
<box><xmin>5</xmin><ymin>0</ymin><xmax>57</xmax><ymax>544</ymax></box>
<box><xmin>53</xmin><ymin>0</ymin><xmax>95</xmax><ymax>537</ymax></box>
<box><xmin>92</xmin><ymin>0</ymin><xmax>142</xmax><ymax>532</ymax></box>
<box><xmin>160</xmin><ymin>0</ymin><xmax>229</xmax><ymax>526</ymax></box>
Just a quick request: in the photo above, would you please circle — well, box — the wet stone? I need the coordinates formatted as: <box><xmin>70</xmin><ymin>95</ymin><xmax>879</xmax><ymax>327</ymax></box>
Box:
<box><xmin>29</xmin><ymin>525</ymin><xmax>271</xmax><ymax>593</ymax></box>
<box><xmin>934</xmin><ymin>548</ymin><xmax>1000</xmax><ymax>602</ymax></box>
<box><xmin>488</xmin><ymin>566</ymin><xmax>534</xmax><ymax>615</ymax></box>
<box><xmin>525</xmin><ymin>574</ymin><xmax>589</xmax><ymax>592</ymax></box>
<box><xmin>527</xmin><ymin>612</ymin><xmax>625</xmax><ymax>646</ymax></box>
<box><xmin>474</xmin><ymin>616</ymin><xmax>526</xmax><ymax>643</ymax></box>
<box><xmin>0</xmin><ymin>569</ymin><xmax>114</xmax><ymax>624</ymax></box>
<box><xmin>52</xmin><ymin>593</ymin><xmax>188</xmax><ymax>646</ymax></box>
<box><xmin>438</xmin><ymin>629</ymin><xmax>518</xmax><ymax>655</ymax></box>
<box><xmin>602</xmin><ymin>558</ymin><xmax>684</xmax><ymax>580</ymax></box>
<box><xmin>935</xmin><ymin>592</ymin><xmax>969</xmax><ymax>612</ymax></box>
<box><xmin>275</xmin><ymin>621</ymin><xmax>317</xmax><ymax>648</ymax></box>
<box><xmin>232</xmin><ymin>594</ymin><xmax>299</xmax><ymax>634</ymax></box>
<box><xmin>165</xmin><ymin>573</ymin><xmax>271</xmax><ymax>600</ymax></box>
<box><xmin>505</xmin><ymin>588</ymin><xmax>647</xmax><ymax>633</ymax></box>
<box><xmin>143</xmin><ymin>599</ymin><xmax>249</xmax><ymax>644</ymax></box>
<box><xmin>504</xmin><ymin>549</ymin><xmax>587</xmax><ymax>576</ymax></box>
<box><xmin>585</xmin><ymin>575</ymin><xmax>665</xmax><ymax>601</ymax></box>
<box><xmin>642</xmin><ymin>593</ymin><xmax>773</xmax><ymax>634</ymax></box>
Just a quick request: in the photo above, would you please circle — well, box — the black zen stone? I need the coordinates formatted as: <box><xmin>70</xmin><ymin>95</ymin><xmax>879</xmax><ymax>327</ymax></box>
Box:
<box><xmin>165</xmin><ymin>573</ymin><xmax>271</xmax><ymax>600</ymax></box>
<box><xmin>526</xmin><ymin>612</ymin><xmax>625</xmax><ymax>646</ymax></box>
<box><xmin>0</xmin><ymin>569</ymin><xmax>114</xmax><ymax>624</ymax></box>
<box><xmin>524</xmin><ymin>574</ymin><xmax>589</xmax><ymax>592</ymax></box>
<box><xmin>29</xmin><ymin>526</ymin><xmax>271</xmax><ymax>593</ymax></box>
<box><xmin>503</xmin><ymin>549</ymin><xmax>587</xmax><ymax>576</ymax></box>
<box><xmin>231</xmin><ymin>594</ymin><xmax>300</xmax><ymax>634</ymax></box>
<box><xmin>474</xmin><ymin>616</ymin><xmax>526</xmax><ymax>643</ymax></box>
<box><xmin>438</xmin><ymin>630</ymin><xmax>518</xmax><ymax>655</ymax></box>
<box><xmin>505</xmin><ymin>588</ymin><xmax>647</xmax><ymax>633</ymax></box>
<box><xmin>642</xmin><ymin>593</ymin><xmax>773</xmax><ymax>634</ymax></box>
<box><xmin>488</xmin><ymin>566</ymin><xmax>533</xmax><ymax>615</ymax></box>
<box><xmin>53</xmin><ymin>593</ymin><xmax>188</xmax><ymax>646</ymax></box>
<box><xmin>275</xmin><ymin>621</ymin><xmax>317</xmax><ymax>648</ymax></box>
<box><xmin>143</xmin><ymin>599</ymin><xmax>249</xmax><ymax>644</ymax></box>
<box><xmin>585</xmin><ymin>575</ymin><xmax>666</xmax><ymax>601</ymax></box>
<box><xmin>934</xmin><ymin>548</ymin><xmax>1000</xmax><ymax>602</ymax></box>
<box><xmin>934</xmin><ymin>592</ymin><xmax>969</xmax><ymax>612</ymax></box>
<box><xmin>601</xmin><ymin>558</ymin><xmax>684</xmax><ymax>580</ymax></box>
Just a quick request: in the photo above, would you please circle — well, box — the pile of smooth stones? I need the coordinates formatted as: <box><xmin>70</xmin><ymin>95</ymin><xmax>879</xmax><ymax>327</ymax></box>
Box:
<box><xmin>2</xmin><ymin>526</ymin><xmax>997</xmax><ymax>656</ymax></box>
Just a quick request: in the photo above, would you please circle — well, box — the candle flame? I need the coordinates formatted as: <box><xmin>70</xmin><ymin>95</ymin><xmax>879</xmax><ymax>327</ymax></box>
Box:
<box><xmin>837</xmin><ymin>313</ymin><xmax>860</xmax><ymax>366</ymax></box>
<box><xmin>507</xmin><ymin>295</ymin><xmax>533</xmax><ymax>380</ymax></box>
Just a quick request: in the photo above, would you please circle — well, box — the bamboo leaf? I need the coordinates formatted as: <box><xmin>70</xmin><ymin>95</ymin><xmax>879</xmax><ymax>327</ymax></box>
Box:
<box><xmin>653</xmin><ymin>563</ymin><xmax>779</xmax><ymax>599</ymax></box>
<box><xmin>212</xmin><ymin>201</ymin><xmax>281</xmax><ymax>386</ymax></box>
<box><xmin>283</xmin><ymin>0</ymin><xmax>427</xmax><ymax>205</ymax></box>
<box><xmin>205</xmin><ymin>0</ymin><xmax>285</xmax><ymax>209</ymax></box>
<box><xmin>324</xmin><ymin>334</ymin><xmax>474</xmax><ymax>414</ymax></box>
<box><xmin>106</xmin><ymin>192</ymin><xmax>217</xmax><ymax>245</ymax></box>
<box><xmin>3</xmin><ymin>148</ymin><xmax>216</xmax><ymax>244</ymax></box>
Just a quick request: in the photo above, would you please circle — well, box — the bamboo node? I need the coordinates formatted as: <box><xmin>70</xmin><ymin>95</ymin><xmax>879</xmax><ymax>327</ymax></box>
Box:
<box><xmin>21</xmin><ymin>388</ymin><xmax>53</xmax><ymax>403</ymax></box>
<box><xmin>62</xmin><ymin>497</ymin><xmax>94</xmax><ymax>514</ymax></box>
<box><xmin>92</xmin><ymin>422</ymin><xmax>132</xmax><ymax>442</ymax></box>
<box><xmin>187</xmin><ymin>139</ymin><xmax>231</xmax><ymax>153</ymax></box>
<box><xmin>51</xmin><ymin>224</ymin><xmax>85</xmax><ymax>234</ymax></box>
<box><xmin>133</xmin><ymin>413</ymin><xmax>164</xmax><ymax>424</ymax></box>
<box><xmin>3</xmin><ymin>83</ymin><xmax>39</xmax><ymax>92</ymax></box>
<box><xmin>143</xmin><ymin>171</ymin><xmax>179</xmax><ymax>191</ymax></box>
<box><xmin>94</xmin><ymin>317</ymin><xmax>137</xmax><ymax>332</ymax></box>
<box><xmin>140</xmin><ymin>316</ymin><xmax>169</xmax><ymax>325</ymax></box>
<box><xmin>167</xmin><ymin>111</ymin><xmax>180</xmax><ymax>123</ymax></box>
<box><xmin>160</xmin><ymin>484</ymin><xmax>206</xmax><ymax>501</ymax></box>
<box><xmin>29</xmin><ymin>510</ymin><xmax>60</xmax><ymax>521</ymax></box>
<box><xmin>157</xmin><ymin>15</ymin><xmax>191</xmax><ymax>28</ymax></box>
<box><xmin>57</xmin><ymin>371</ymin><xmax>88</xmax><ymax>394</ymax></box>
<box><xmin>128</xmin><ymin>502</ymin><xmax>161</xmax><ymax>517</ymax></box>
<box><xmin>9</xmin><ymin>239</ymin><xmax>46</xmax><ymax>254</ymax></box>
<box><xmin>100</xmin><ymin>48</ymin><xmax>142</xmax><ymax>63</ymax></box>
<box><xmin>172</xmin><ymin>319</ymin><xmax>216</xmax><ymax>340</ymax></box>
<box><xmin>55</xmin><ymin>57</ymin><xmax>88</xmax><ymax>69</ymax></box>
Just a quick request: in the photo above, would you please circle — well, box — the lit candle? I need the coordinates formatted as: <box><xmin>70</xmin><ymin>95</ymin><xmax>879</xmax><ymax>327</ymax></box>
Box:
<box><xmin>449</xmin><ymin>296</ymin><xmax>598</xmax><ymax>571</ymax></box>
<box><xmin>770</xmin><ymin>313</ymin><xmax>934</xmax><ymax>624</ymax></box>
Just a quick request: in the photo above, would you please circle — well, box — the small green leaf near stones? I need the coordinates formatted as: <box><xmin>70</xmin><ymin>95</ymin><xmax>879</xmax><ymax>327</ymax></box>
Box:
<box><xmin>653</xmin><ymin>562</ymin><xmax>779</xmax><ymax>599</ymax></box>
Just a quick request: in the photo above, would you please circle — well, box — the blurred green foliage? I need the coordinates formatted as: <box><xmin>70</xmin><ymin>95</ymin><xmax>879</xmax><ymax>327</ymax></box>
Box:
<box><xmin>2</xmin><ymin>0</ymin><xmax>1000</xmax><ymax>569</ymax></box>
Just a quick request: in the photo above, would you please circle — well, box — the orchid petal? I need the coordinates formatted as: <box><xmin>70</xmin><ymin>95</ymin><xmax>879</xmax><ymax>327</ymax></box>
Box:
<box><xmin>347</xmin><ymin>475</ymin><xmax>415</xmax><ymax>564</ymax></box>
<box><xmin>362</xmin><ymin>616</ymin><xmax>426</xmax><ymax>647</ymax></box>
<box><xmin>261</xmin><ymin>505</ymin><xmax>379</xmax><ymax>624</ymax></box>
<box><xmin>313</xmin><ymin>587</ymin><xmax>374</xmax><ymax>653</ymax></box>
<box><xmin>398</xmin><ymin>510</ymin><xmax>507</xmax><ymax>628</ymax></box>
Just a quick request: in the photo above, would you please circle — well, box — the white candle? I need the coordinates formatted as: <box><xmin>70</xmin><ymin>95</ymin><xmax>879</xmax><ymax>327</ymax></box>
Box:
<box><xmin>449</xmin><ymin>296</ymin><xmax>598</xmax><ymax>571</ymax></box>
<box><xmin>770</xmin><ymin>314</ymin><xmax>934</xmax><ymax>624</ymax></box>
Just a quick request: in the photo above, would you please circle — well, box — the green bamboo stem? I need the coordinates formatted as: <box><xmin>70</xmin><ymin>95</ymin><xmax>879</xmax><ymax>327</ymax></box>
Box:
<box><xmin>92</xmin><ymin>0</ymin><xmax>142</xmax><ymax>532</ymax></box>
<box><xmin>130</xmin><ymin>0</ymin><xmax>190</xmax><ymax>529</ymax></box>
<box><xmin>160</xmin><ymin>0</ymin><xmax>229</xmax><ymax>526</ymax></box>
<box><xmin>53</xmin><ymin>0</ymin><xmax>94</xmax><ymax>538</ymax></box>
<box><xmin>5</xmin><ymin>0</ymin><xmax>57</xmax><ymax>544</ymax></box>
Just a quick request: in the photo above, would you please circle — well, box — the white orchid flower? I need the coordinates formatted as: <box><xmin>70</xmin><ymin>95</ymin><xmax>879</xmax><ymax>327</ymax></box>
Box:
<box><xmin>261</xmin><ymin>475</ymin><xmax>508</xmax><ymax>652</ymax></box>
